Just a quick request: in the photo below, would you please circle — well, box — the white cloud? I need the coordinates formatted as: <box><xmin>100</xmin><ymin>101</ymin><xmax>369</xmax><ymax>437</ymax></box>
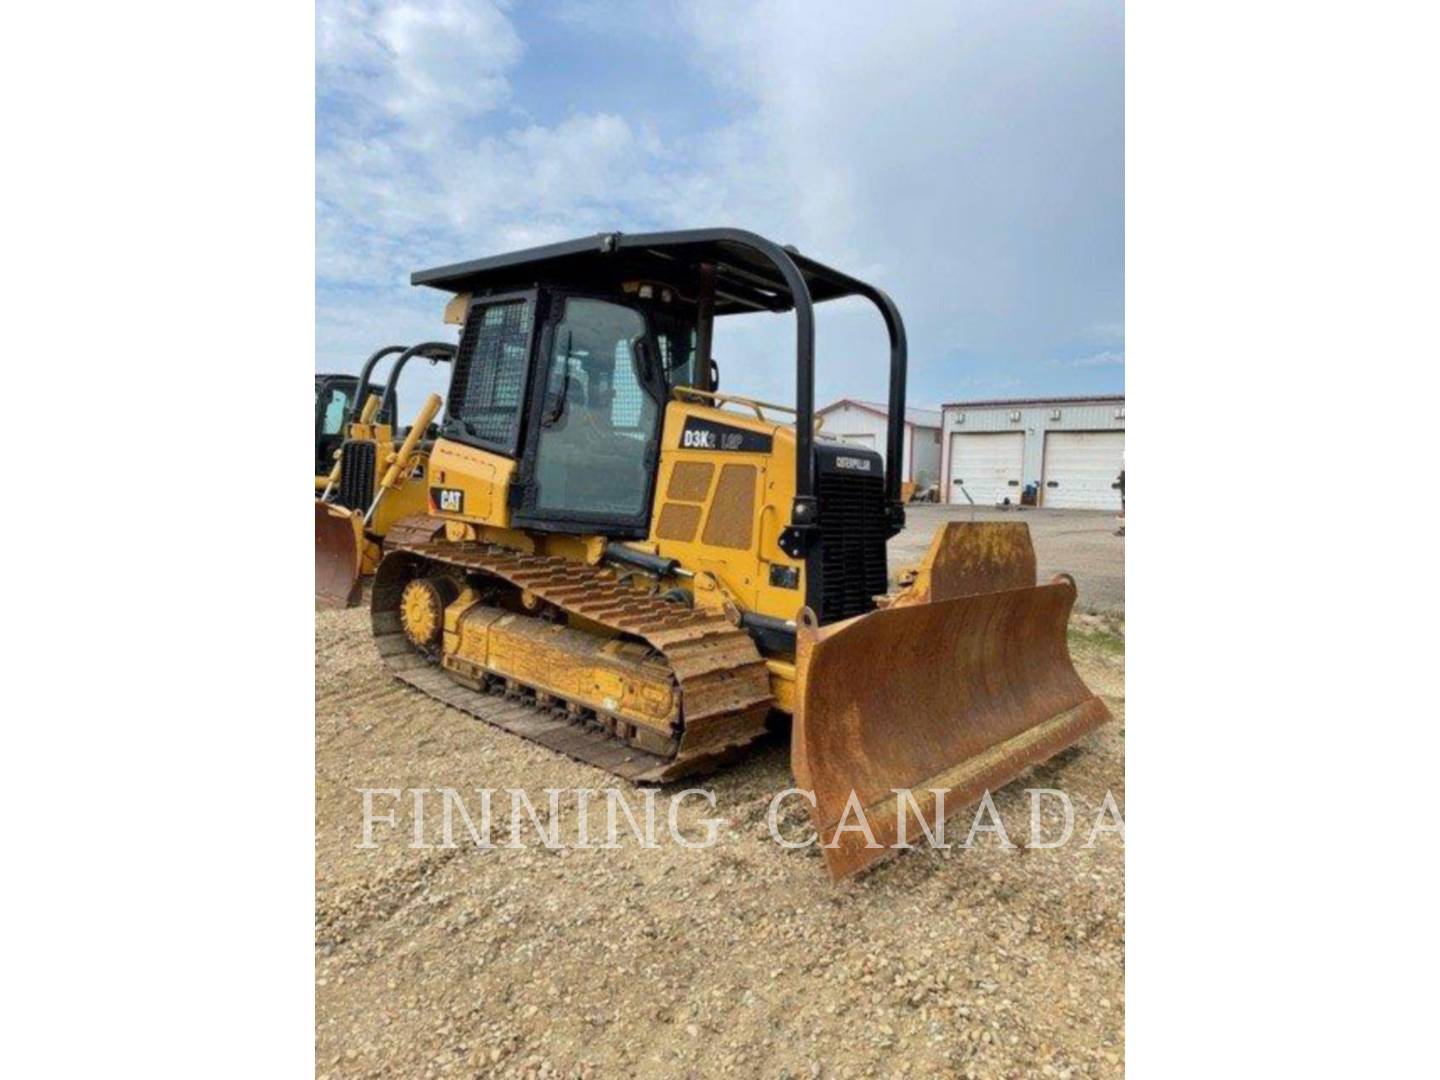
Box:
<box><xmin>317</xmin><ymin>0</ymin><xmax>521</xmax><ymax>124</ymax></box>
<box><xmin>316</xmin><ymin>1</ymin><xmax>672</xmax><ymax>295</ymax></box>
<box><xmin>375</xmin><ymin>0</ymin><xmax>522</xmax><ymax>123</ymax></box>
<box><xmin>316</xmin><ymin>1</ymin><xmax>1122</xmax><ymax>409</ymax></box>
<box><xmin>1060</xmin><ymin>350</ymin><xmax>1125</xmax><ymax>368</ymax></box>
<box><xmin>1085</xmin><ymin>321</ymin><xmax>1126</xmax><ymax>344</ymax></box>
<box><xmin>315</xmin><ymin>1</ymin><xmax>687</xmax><ymax>394</ymax></box>
<box><xmin>675</xmin><ymin>0</ymin><xmax>1124</xmax><ymax>402</ymax></box>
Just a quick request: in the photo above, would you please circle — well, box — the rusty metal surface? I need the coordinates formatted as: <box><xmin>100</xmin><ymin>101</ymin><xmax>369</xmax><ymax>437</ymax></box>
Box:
<box><xmin>315</xmin><ymin>502</ymin><xmax>364</xmax><ymax>609</ymax></box>
<box><xmin>382</xmin><ymin>514</ymin><xmax>446</xmax><ymax>550</ymax></box>
<box><xmin>894</xmin><ymin>521</ymin><xmax>1038</xmax><ymax>606</ymax></box>
<box><xmin>372</xmin><ymin>543</ymin><xmax>774</xmax><ymax>780</ymax></box>
<box><xmin>793</xmin><ymin>574</ymin><xmax>1111</xmax><ymax>880</ymax></box>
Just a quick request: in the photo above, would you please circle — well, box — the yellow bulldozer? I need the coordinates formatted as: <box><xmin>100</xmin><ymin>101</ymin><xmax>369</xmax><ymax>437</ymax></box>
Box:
<box><xmin>322</xmin><ymin>229</ymin><xmax>1110</xmax><ymax>878</ymax></box>
<box><xmin>315</xmin><ymin>342</ymin><xmax>456</xmax><ymax>607</ymax></box>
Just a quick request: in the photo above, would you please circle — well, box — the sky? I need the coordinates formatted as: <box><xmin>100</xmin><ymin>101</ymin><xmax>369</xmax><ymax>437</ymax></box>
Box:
<box><xmin>317</xmin><ymin>0</ymin><xmax>1123</xmax><ymax>419</ymax></box>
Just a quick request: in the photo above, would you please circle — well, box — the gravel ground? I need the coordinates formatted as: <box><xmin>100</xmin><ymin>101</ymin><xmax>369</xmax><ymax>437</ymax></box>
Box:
<box><xmin>316</xmin><ymin>520</ymin><xmax>1125</xmax><ymax>1078</ymax></box>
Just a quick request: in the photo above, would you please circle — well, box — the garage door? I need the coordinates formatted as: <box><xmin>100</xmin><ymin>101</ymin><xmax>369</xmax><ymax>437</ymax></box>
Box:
<box><xmin>838</xmin><ymin>433</ymin><xmax>876</xmax><ymax>449</ymax></box>
<box><xmin>1042</xmin><ymin>431</ymin><xmax>1124</xmax><ymax>510</ymax></box>
<box><xmin>948</xmin><ymin>431</ymin><xmax>1025</xmax><ymax>505</ymax></box>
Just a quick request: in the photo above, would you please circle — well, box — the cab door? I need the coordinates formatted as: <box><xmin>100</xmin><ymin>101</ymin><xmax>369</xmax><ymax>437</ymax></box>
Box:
<box><xmin>514</xmin><ymin>295</ymin><xmax>667</xmax><ymax>537</ymax></box>
<box><xmin>315</xmin><ymin>376</ymin><xmax>356</xmax><ymax>475</ymax></box>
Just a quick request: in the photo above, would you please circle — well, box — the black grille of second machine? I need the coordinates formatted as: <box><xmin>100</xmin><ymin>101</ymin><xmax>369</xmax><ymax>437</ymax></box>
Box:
<box><xmin>335</xmin><ymin>440</ymin><xmax>377</xmax><ymax>512</ymax></box>
<box><xmin>814</xmin><ymin>468</ymin><xmax>890</xmax><ymax>623</ymax></box>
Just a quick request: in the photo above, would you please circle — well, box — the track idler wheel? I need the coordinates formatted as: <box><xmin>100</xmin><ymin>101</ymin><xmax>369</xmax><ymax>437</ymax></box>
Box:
<box><xmin>399</xmin><ymin>576</ymin><xmax>458</xmax><ymax>649</ymax></box>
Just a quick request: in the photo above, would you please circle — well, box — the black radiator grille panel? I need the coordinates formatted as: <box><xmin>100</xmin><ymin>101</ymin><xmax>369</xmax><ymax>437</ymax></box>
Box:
<box><xmin>335</xmin><ymin>440</ymin><xmax>376</xmax><ymax>512</ymax></box>
<box><xmin>814</xmin><ymin>469</ymin><xmax>889</xmax><ymax>624</ymax></box>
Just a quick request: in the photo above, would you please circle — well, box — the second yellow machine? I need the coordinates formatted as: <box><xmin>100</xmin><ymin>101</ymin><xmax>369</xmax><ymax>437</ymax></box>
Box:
<box><xmin>315</xmin><ymin>341</ymin><xmax>454</xmax><ymax>606</ymax></box>
<box><xmin>334</xmin><ymin>229</ymin><xmax>1110</xmax><ymax>879</ymax></box>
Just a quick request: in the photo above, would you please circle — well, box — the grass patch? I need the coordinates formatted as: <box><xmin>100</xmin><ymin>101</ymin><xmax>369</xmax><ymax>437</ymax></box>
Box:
<box><xmin>1068</xmin><ymin>613</ymin><xmax>1125</xmax><ymax>659</ymax></box>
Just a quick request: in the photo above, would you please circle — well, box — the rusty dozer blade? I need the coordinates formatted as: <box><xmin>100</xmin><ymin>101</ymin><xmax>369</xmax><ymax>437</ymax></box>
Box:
<box><xmin>793</xmin><ymin>522</ymin><xmax>1111</xmax><ymax>880</ymax></box>
<box><xmin>315</xmin><ymin>500</ymin><xmax>365</xmax><ymax>608</ymax></box>
<box><xmin>892</xmin><ymin>520</ymin><xmax>1037</xmax><ymax>605</ymax></box>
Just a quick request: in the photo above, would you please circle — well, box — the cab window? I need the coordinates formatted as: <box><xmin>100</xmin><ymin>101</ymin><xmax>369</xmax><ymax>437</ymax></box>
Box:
<box><xmin>320</xmin><ymin>386</ymin><xmax>352</xmax><ymax>435</ymax></box>
<box><xmin>531</xmin><ymin>298</ymin><xmax>660</xmax><ymax>519</ymax></box>
<box><xmin>448</xmin><ymin>298</ymin><xmax>534</xmax><ymax>451</ymax></box>
<box><xmin>652</xmin><ymin>310</ymin><xmax>699</xmax><ymax>389</ymax></box>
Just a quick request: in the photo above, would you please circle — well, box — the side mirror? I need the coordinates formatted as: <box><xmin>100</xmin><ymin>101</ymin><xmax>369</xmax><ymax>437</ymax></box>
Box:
<box><xmin>709</xmin><ymin>358</ymin><xmax>720</xmax><ymax>391</ymax></box>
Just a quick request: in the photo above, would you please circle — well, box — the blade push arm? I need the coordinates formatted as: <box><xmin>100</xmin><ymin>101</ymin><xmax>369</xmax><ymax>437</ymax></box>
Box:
<box><xmin>364</xmin><ymin>392</ymin><xmax>442</xmax><ymax>526</ymax></box>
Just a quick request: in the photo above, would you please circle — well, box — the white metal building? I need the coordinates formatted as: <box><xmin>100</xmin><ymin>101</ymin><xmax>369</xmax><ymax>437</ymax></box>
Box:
<box><xmin>815</xmin><ymin>399</ymin><xmax>943</xmax><ymax>490</ymax></box>
<box><xmin>940</xmin><ymin>396</ymin><xmax>1125</xmax><ymax>510</ymax></box>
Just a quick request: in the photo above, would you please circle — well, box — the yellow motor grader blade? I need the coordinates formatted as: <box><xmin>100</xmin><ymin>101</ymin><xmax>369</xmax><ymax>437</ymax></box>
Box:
<box><xmin>793</xmin><ymin>522</ymin><xmax>1111</xmax><ymax>880</ymax></box>
<box><xmin>315</xmin><ymin>501</ymin><xmax>365</xmax><ymax>608</ymax></box>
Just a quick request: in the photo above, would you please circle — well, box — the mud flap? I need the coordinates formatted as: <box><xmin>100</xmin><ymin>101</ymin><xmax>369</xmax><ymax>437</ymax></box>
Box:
<box><xmin>792</xmin><ymin>571</ymin><xmax>1111</xmax><ymax>880</ymax></box>
<box><xmin>315</xmin><ymin>501</ymin><xmax>365</xmax><ymax>608</ymax></box>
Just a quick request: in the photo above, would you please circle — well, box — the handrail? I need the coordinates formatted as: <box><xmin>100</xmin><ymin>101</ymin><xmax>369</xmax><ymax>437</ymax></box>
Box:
<box><xmin>378</xmin><ymin>341</ymin><xmax>456</xmax><ymax>426</ymax></box>
<box><xmin>672</xmin><ymin>385</ymin><xmax>797</xmax><ymax>422</ymax></box>
<box><xmin>345</xmin><ymin>345</ymin><xmax>406</xmax><ymax>427</ymax></box>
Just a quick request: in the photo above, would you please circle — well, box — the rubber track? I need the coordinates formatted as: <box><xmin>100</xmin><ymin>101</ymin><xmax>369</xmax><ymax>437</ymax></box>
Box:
<box><xmin>375</xmin><ymin>540</ymin><xmax>775</xmax><ymax>782</ymax></box>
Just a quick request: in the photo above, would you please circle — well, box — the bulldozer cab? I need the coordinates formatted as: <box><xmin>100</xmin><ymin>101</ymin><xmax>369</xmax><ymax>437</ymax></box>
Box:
<box><xmin>427</xmin><ymin>284</ymin><xmax>709</xmax><ymax>539</ymax></box>
<box><xmin>314</xmin><ymin>372</ymin><xmax>393</xmax><ymax>478</ymax></box>
<box><xmin>412</xmin><ymin>231</ymin><xmax>904</xmax><ymax>549</ymax></box>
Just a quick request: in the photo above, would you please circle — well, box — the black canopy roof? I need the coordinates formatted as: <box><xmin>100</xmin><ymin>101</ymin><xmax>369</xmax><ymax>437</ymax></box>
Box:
<box><xmin>411</xmin><ymin>228</ymin><xmax>876</xmax><ymax>315</ymax></box>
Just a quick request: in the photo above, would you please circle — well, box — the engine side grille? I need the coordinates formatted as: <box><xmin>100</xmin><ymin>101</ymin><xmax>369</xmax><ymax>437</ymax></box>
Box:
<box><xmin>813</xmin><ymin>455</ymin><xmax>889</xmax><ymax>624</ymax></box>
<box><xmin>335</xmin><ymin>440</ymin><xmax>376</xmax><ymax>512</ymax></box>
